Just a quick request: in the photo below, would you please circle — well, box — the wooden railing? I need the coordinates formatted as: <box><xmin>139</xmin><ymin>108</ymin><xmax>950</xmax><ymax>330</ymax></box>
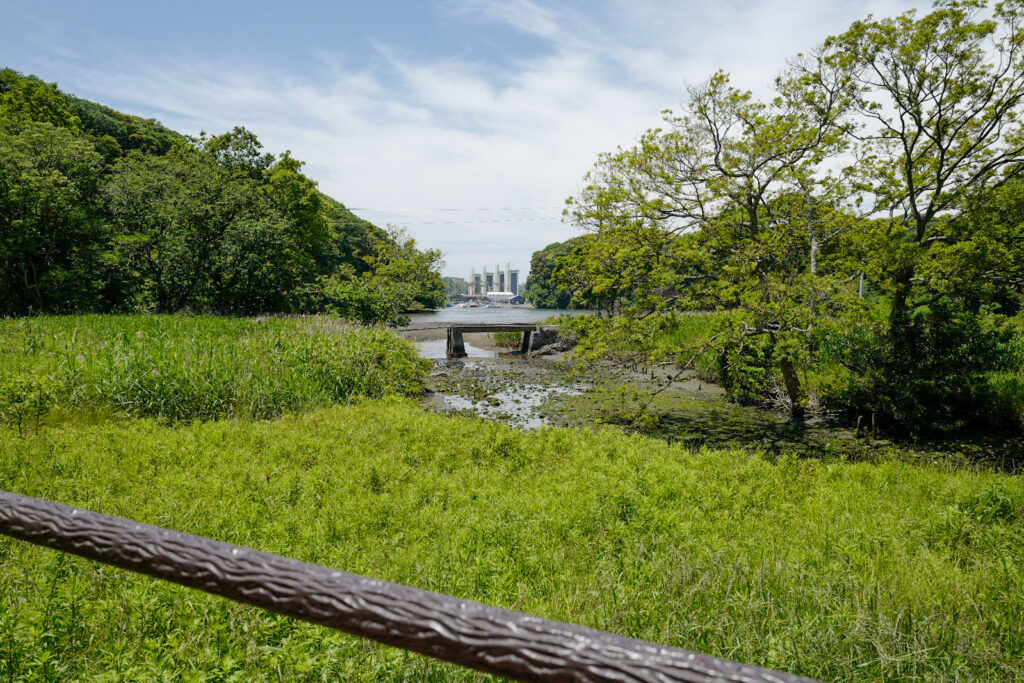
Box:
<box><xmin>0</xmin><ymin>490</ymin><xmax>819</xmax><ymax>682</ymax></box>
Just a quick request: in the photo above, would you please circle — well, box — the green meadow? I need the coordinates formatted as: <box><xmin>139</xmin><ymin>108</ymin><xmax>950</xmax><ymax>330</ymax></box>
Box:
<box><xmin>0</xmin><ymin>316</ymin><xmax>1022</xmax><ymax>681</ymax></box>
<box><xmin>0</xmin><ymin>315</ymin><xmax>430</xmax><ymax>426</ymax></box>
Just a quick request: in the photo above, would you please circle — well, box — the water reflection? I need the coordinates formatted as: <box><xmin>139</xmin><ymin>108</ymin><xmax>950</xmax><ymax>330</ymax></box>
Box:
<box><xmin>440</xmin><ymin>384</ymin><xmax>583</xmax><ymax>429</ymax></box>
<box><xmin>415</xmin><ymin>338</ymin><xmax>496</xmax><ymax>359</ymax></box>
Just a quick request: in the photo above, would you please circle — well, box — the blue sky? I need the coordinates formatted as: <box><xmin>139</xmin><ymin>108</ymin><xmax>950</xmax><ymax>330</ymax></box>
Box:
<box><xmin>2</xmin><ymin>0</ymin><xmax>925</xmax><ymax>278</ymax></box>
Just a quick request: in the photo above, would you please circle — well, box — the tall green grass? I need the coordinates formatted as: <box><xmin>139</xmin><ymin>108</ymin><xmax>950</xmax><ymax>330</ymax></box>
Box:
<box><xmin>1</xmin><ymin>400</ymin><xmax>1021</xmax><ymax>681</ymax></box>
<box><xmin>0</xmin><ymin>315</ymin><xmax>430</xmax><ymax>424</ymax></box>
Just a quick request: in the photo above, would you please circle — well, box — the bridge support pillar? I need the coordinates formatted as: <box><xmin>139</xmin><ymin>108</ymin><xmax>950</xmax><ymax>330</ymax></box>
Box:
<box><xmin>447</xmin><ymin>328</ymin><xmax>467</xmax><ymax>358</ymax></box>
<box><xmin>519</xmin><ymin>331</ymin><xmax>533</xmax><ymax>354</ymax></box>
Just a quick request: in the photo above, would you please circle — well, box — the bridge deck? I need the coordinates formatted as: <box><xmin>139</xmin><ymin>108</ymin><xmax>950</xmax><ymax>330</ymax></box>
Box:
<box><xmin>449</xmin><ymin>324</ymin><xmax>538</xmax><ymax>333</ymax></box>
<box><xmin>446</xmin><ymin>324</ymin><xmax>546</xmax><ymax>357</ymax></box>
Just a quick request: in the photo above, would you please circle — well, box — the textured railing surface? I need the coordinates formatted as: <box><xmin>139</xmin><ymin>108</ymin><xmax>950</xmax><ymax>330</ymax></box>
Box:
<box><xmin>0</xmin><ymin>490</ymin><xmax>819</xmax><ymax>682</ymax></box>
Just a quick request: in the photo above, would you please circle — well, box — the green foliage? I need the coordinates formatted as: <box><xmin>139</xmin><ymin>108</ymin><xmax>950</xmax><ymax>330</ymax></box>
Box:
<box><xmin>0</xmin><ymin>69</ymin><xmax>80</xmax><ymax>129</ymax></box>
<box><xmin>0</xmin><ymin>372</ymin><xmax>56</xmax><ymax>435</ymax></box>
<box><xmin>0</xmin><ymin>118</ymin><xmax>107</xmax><ymax>313</ymax></box>
<box><xmin>565</xmin><ymin>69</ymin><xmax>853</xmax><ymax>417</ymax></box>
<box><xmin>0</xmin><ymin>69</ymin><xmax>442</xmax><ymax>323</ymax></box>
<box><xmin>562</xmin><ymin>1</ymin><xmax>1024</xmax><ymax>431</ymax></box>
<box><xmin>493</xmin><ymin>331</ymin><xmax>522</xmax><ymax>348</ymax></box>
<box><xmin>0</xmin><ymin>315</ymin><xmax>430</xmax><ymax>423</ymax></box>
<box><xmin>524</xmin><ymin>237</ymin><xmax>593</xmax><ymax>309</ymax></box>
<box><xmin>815</xmin><ymin>302</ymin><xmax>1012</xmax><ymax>430</ymax></box>
<box><xmin>1</xmin><ymin>401</ymin><xmax>1022</xmax><ymax>680</ymax></box>
<box><xmin>315</xmin><ymin>229</ymin><xmax>445</xmax><ymax>326</ymax></box>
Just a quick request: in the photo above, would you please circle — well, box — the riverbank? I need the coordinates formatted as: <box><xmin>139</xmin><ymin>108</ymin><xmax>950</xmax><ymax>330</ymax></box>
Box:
<box><xmin>399</xmin><ymin>319</ymin><xmax>1024</xmax><ymax>471</ymax></box>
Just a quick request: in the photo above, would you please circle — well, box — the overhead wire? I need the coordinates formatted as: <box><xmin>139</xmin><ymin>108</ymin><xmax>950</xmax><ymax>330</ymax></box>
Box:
<box><xmin>347</xmin><ymin>206</ymin><xmax>565</xmax><ymax>212</ymax></box>
<box><xmin>339</xmin><ymin>205</ymin><xmax>567</xmax><ymax>226</ymax></box>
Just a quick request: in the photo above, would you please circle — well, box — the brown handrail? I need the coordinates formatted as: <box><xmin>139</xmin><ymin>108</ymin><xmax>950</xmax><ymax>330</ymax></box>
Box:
<box><xmin>0</xmin><ymin>490</ymin><xmax>819</xmax><ymax>682</ymax></box>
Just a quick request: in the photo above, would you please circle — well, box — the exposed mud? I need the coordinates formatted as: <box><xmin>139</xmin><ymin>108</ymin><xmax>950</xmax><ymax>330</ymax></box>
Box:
<box><xmin>397</xmin><ymin>322</ymin><xmax>1024</xmax><ymax>469</ymax></box>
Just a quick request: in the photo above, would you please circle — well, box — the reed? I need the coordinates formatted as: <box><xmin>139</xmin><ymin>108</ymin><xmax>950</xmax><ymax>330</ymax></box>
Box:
<box><xmin>0</xmin><ymin>314</ymin><xmax>430</xmax><ymax>424</ymax></box>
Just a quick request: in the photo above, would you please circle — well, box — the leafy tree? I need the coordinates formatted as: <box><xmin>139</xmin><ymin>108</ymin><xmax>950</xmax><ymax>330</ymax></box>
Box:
<box><xmin>0</xmin><ymin>117</ymin><xmax>107</xmax><ymax>314</ymax></box>
<box><xmin>0</xmin><ymin>69</ymin><xmax>80</xmax><ymax>130</ymax></box>
<box><xmin>0</xmin><ymin>68</ymin><xmax>447</xmax><ymax>324</ymax></box>
<box><xmin>104</xmin><ymin>145</ymin><xmax>255</xmax><ymax>311</ymax></box>
<box><xmin>524</xmin><ymin>237</ymin><xmax>593</xmax><ymax>309</ymax></box>
<box><xmin>801</xmin><ymin>0</ymin><xmax>1024</xmax><ymax>426</ymax></box>
<box><xmin>202</xmin><ymin>126</ymin><xmax>275</xmax><ymax>180</ymax></box>
<box><xmin>321</xmin><ymin>196</ymin><xmax>389</xmax><ymax>276</ymax></box>
<box><xmin>563</xmin><ymin>0</ymin><xmax>1024</xmax><ymax>430</ymax></box>
<box><xmin>316</xmin><ymin>228</ymin><xmax>444</xmax><ymax>326</ymax></box>
<box><xmin>566</xmin><ymin>71</ymin><xmax>851</xmax><ymax>417</ymax></box>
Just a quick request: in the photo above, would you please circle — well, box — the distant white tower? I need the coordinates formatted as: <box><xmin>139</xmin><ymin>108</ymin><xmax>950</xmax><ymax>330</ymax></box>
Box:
<box><xmin>505</xmin><ymin>262</ymin><xmax>511</xmax><ymax>293</ymax></box>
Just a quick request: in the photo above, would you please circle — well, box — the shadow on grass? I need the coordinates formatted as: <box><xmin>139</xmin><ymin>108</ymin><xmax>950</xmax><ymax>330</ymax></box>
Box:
<box><xmin>554</xmin><ymin>386</ymin><xmax>1024</xmax><ymax>472</ymax></box>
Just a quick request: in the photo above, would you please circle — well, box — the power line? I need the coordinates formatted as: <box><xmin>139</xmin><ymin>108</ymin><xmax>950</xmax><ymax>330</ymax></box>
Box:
<box><xmin>332</xmin><ymin>217</ymin><xmax>563</xmax><ymax>226</ymax></box>
<box><xmin>347</xmin><ymin>206</ymin><xmax>565</xmax><ymax>212</ymax></box>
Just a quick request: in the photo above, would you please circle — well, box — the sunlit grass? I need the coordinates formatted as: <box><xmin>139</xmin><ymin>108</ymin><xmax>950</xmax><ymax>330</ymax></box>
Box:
<box><xmin>1</xmin><ymin>399</ymin><xmax>1022</xmax><ymax>681</ymax></box>
<box><xmin>0</xmin><ymin>315</ymin><xmax>430</xmax><ymax>424</ymax></box>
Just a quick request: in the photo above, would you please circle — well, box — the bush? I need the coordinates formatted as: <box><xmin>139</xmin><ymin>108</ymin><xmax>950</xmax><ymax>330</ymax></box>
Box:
<box><xmin>0</xmin><ymin>372</ymin><xmax>56</xmax><ymax>435</ymax></box>
<box><xmin>493</xmin><ymin>331</ymin><xmax>522</xmax><ymax>348</ymax></box>
<box><xmin>816</xmin><ymin>302</ymin><xmax>1014</xmax><ymax>432</ymax></box>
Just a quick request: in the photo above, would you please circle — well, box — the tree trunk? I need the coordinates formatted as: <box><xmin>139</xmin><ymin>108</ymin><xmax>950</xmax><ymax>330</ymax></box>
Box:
<box><xmin>780</xmin><ymin>356</ymin><xmax>804</xmax><ymax>420</ymax></box>
<box><xmin>889</xmin><ymin>280</ymin><xmax>910</xmax><ymax>329</ymax></box>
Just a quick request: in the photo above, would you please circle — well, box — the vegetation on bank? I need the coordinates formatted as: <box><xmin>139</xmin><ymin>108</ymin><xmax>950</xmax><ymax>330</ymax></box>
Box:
<box><xmin>523</xmin><ymin>237</ymin><xmax>595</xmax><ymax>310</ymax></box>
<box><xmin>0</xmin><ymin>69</ymin><xmax>444</xmax><ymax>321</ymax></box>
<box><xmin>0</xmin><ymin>315</ymin><xmax>430</xmax><ymax>427</ymax></box>
<box><xmin>559</xmin><ymin>0</ymin><xmax>1024</xmax><ymax>435</ymax></box>
<box><xmin>1</xmin><ymin>400</ymin><xmax>1021</xmax><ymax>681</ymax></box>
<box><xmin>563</xmin><ymin>310</ymin><xmax>1024</xmax><ymax>435</ymax></box>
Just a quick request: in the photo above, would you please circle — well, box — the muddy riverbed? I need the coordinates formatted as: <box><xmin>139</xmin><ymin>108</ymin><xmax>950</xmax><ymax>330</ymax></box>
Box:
<box><xmin>396</xmin><ymin>322</ymin><xmax>1024</xmax><ymax>469</ymax></box>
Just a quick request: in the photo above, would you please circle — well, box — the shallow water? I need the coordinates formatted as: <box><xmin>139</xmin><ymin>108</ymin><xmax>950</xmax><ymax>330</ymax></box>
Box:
<box><xmin>416</xmin><ymin>338</ymin><xmax>497</xmax><ymax>359</ymax></box>
<box><xmin>433</xmin><ymin>383</ymin><xmax>584</xmax><ymax>429</ymax></box>
<box><xmin>410</xmin><ymin>320</ymin><xmax>1023</xmax><ymax>467</ymax></box>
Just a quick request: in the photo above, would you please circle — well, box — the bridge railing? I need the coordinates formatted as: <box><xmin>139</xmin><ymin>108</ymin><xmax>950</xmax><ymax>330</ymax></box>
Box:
<box><xmin>0</xmin><ymin>490</ymin><xmax>818</xmax><ymax>682</ymax></box>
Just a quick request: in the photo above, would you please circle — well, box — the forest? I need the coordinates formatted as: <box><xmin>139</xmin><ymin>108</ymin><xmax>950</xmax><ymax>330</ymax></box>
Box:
<box><xmin>541</xmin><ymin>1</ymin><xmax>1024</xmax><ymax>436</ymax></box>
<box><xmin>0</xmin><ymin>68</ymin><xmax>445</xmax><ymax>324</ymax></box>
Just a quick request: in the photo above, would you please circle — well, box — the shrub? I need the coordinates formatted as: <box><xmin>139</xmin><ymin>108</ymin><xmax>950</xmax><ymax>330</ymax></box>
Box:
<box><xmin>816</xmin><ymin>302</ymin><xmax>1013</xmax><ymax>432</ymax></box>
<box><xmin>0</xmin><ymin>372</ymin><xmax>56</xmax><ymax>435</ymax></box>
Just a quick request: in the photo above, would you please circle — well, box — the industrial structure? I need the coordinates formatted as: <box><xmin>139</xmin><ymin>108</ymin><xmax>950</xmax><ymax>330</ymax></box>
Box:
<box><xmin>467</xmin><ymin>263</ymin><xmax>519</xmax><ymax>300</ymax></box>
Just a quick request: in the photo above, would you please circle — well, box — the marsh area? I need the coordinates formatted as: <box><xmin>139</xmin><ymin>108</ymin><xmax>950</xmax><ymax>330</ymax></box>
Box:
<box><xmin>399</xmin><ymin>318</ymin><xmax>1024</xmax><ymax>471</ymax></box>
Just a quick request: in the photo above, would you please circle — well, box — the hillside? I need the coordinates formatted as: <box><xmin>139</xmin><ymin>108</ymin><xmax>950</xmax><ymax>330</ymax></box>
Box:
<box><xmin>0</xmin><ymin>68</ymin><xmax>441</xmax><ymax>319</ymax></box>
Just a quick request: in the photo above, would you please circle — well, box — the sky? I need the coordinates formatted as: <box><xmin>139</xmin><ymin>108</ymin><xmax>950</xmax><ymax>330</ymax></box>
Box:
<box><xmin>1</xmin><ymin>0</ymin><xmax>928</xmax><ymax>279</ymax></box>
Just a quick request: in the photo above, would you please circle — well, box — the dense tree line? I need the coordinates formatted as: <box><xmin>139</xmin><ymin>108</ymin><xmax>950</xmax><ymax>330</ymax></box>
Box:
<box><xmin>523</xmin><ymin>237</ymin><xmax>596</xmax><ymax>309</ymax></box>
<box><xmin>562</xmin><ymin>1</ymin><xmax>1024</xmax><ymax>433</ymax></box>
<box><xmin>0</xmin><ymin>69</ymin><xmax>444</xmax><ymax>323</ymax></box>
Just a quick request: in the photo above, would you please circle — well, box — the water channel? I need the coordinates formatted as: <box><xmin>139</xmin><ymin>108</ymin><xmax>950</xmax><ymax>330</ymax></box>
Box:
<box><xmin>406</xmin><ymin>307</ymin><xmax>589</xmax><ymax>428</ymax></box>
<box><xmin>400</xmin><ymin>307</ymin><xmax>1023</xmax><ymax>469</ymax></box>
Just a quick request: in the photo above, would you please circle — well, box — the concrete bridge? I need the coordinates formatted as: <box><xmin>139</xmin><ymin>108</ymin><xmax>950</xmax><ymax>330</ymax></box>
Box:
<box><xmin>446</xmin><ymin>324</ymin><xmax>557</xmax><ymax>358</ymax></box>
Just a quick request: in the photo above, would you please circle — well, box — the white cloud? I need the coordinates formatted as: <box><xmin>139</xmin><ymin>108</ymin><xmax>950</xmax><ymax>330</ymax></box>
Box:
<box><xmin>447</xmin><ymin>0</ymin><xmax>563</xmax><ymax>39</ymax></box>
<box><xmin>32</xmin><ymin>0</ymin><xmax>930</xmax><ymax>278</ymax></box>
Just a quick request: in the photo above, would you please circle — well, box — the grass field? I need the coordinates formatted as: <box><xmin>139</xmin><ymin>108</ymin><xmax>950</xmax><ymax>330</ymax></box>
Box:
<box><xmin>0</xmin><ymin>315</ymin><xmax>430</xmax><ymax>426</ymax></box>
<box><xmin>1</xmin><ymin>398</ymin><xmax>1022</xmax><ymax>681</ymax></box>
